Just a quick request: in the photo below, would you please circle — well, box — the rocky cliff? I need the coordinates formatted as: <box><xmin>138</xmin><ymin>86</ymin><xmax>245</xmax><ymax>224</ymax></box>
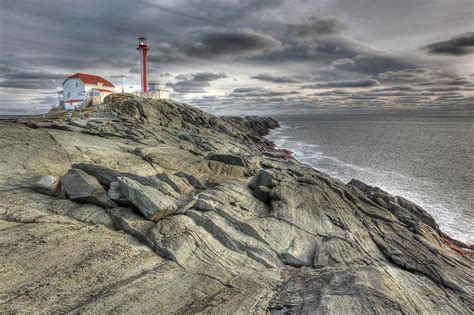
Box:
<box><xmin>0</xmin><ymin>94</ymin><xmax>472</xmax><ymax>314</ymax></box>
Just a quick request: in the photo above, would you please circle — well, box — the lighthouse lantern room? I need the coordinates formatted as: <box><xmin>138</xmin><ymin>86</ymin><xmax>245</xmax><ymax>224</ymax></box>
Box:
<box><xmin>137</xmin><ymin>36</ymin><xmax>149</xmax><ymax>93</ymax></box>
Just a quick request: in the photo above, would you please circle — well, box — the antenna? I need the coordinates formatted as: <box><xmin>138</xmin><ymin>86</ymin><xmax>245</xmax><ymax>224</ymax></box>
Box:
<box><xmin>121</xmin><ymin>70</ymin><xmax>124</xmax><ymax>93</ymax></box>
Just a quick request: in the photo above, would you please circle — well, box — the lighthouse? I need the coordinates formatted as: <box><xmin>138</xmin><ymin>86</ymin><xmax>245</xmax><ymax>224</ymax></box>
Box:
<box><xmin>137</xmin><ymin>36</ymin><xmax>149</xmax><ymax>93</ymax></box>
<box><xmin>132</xmin><ymin>37</ymin><xmax>170</xmax><ymax>100</ymax></box>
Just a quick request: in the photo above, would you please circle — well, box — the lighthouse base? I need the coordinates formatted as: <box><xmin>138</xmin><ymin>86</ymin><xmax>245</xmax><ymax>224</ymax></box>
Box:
<box><xmin>132</xmin><ymin>89</ymin><xmax>170</xmax><ymax>100</ymax></box>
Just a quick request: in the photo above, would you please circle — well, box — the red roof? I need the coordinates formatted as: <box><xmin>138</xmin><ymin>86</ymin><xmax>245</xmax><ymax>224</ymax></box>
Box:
<box><xmin>91</xmin><ymin>88</ymin><xmax>113</xmax><ymax>93</ymax></box>
<box><xmin>64</xmin><ymin>73</ymin><xmax>114</xmax><ymax>87</ymax></box>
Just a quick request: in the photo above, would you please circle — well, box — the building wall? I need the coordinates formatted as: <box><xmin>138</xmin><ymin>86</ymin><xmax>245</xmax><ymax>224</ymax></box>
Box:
<box><xmin>89</xmin><ymin>89</ymin><xmax>113</xmax><ymax>104</ymax></box>
<box><xmin>63</xmin><ymin>78</ymin><xmax>86</xmax><ymax>102</ymax></box>
<box><xmin>84</xmin><ymin>84</ymin><xmax>114</xmax><ymax>94</ymax></box>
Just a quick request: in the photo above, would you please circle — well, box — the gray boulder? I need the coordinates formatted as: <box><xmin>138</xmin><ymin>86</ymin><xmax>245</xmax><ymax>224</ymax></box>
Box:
<box><xmin>73</xmin><ymin>163</ymin><xmax>159</xmax><ymax>187</ymax></box>
<box><xmin>108</xmin><ymin>207</ymin><xmax>155</xmax><ymax>247</ymax></box>
<box><xmin>194</xmin><ymin>193</ymin><xmax>217</xmax><ymax>211</ymax></box>
<box><xmin>117</xmin><ymin>176</ymin><xmax>177</xmax><ymax>221</ymax></box>
<box><xmin>253</xmin><ymin>185</ymin><xmax>270</xmax><ymax>203</ymax></box>
<box><xmin>174</xmin><ymin>172</ymin><xmax>206</xmax><ymax>189</ymax></box>
<box><xmin>107</xmin><ymin>181</ymin><xmax>131</xmax><ymax>205</ymax></box>
<box><xmin>60</xmin><ymin>169</ymin><xmax>117</xmax><ymax>208</ymax></box>
<box><xmin>207</xmin><ymin>152</ymin><xmax>247</xmax><ymax>167</ymax></box>
<box><xmin>72</xmin><ymin>163</ymin><xmax>119</xmax><ymax>186</ymax></box>
<box><xmin>29</xmin><ymin>175</ymin><xmax>60</xmax><ymax>196</ymax></box>
<box><xmin>107</xmin><ymin>181</ymin><xmax>123</xmax><ymax>200</ymax></box>
<box><xmin>248</xmin><ymin>170</ymin><xmax>274</xmax><ymax>190</ymax></box>
<box><xmin>156</xmin><ymin>172</ymin><xmax>194</xmax><ymax>194</ymax></box>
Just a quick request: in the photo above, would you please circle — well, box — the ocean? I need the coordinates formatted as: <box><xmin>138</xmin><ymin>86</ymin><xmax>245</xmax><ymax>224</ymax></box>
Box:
<box><xmin>267</xmin><ymin>115</ymin><xmax>474</xmax><ymax>243</ymax></box>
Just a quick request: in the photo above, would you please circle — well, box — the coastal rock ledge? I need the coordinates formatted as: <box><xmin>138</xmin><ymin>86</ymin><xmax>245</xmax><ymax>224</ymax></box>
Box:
<box><xmin>0</xmin><ymin>94</ymin><xmax>472</xmax><ymax>314</ymax></box>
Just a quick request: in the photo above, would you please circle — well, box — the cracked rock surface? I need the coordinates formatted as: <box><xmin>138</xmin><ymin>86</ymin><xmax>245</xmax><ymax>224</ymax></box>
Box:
<box><xmin>0</xmin><ymin>94</ymin><xmax>472</xmax><ymax>314</ymax></box>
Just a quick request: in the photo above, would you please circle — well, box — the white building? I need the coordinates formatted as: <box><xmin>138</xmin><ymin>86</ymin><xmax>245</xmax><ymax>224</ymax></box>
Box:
<box><xmin>59</xmin><ymin>73</ymin><xmax>115</xmax><ymax>110</ymax></box>
<box><xmin>132</xmin><ymin>81</ymin><xmax>170</xmax><ymax>100</ymax></box>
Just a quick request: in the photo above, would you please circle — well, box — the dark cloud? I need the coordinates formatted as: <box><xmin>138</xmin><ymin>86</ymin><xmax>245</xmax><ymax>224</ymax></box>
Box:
<box><xmin>249</xmin><ymin>36</ymin><xmax>416</xmax><ymax>81</ymax></box>
<box><xmin>148</xmin><ymin>43</ymin><xmax>190</xmax><ymax>65</ymax></box>
<box><xmin>378</xmin><ymin>68</ymin><xmax>443</xmax><ymax>81</ymax></box>
<box><xmin>229</xmin><ymin>87</ymin><xmax>300</xmax><ymax>97</ymax></box>
<box><xmin>0</xmin><ymin>71</ymin><xmax>66</xmax><ymax>89</ymax></box>
<box><xmin>144</xmin><ymin>0</ymin><xmax>286</xmax><ymax>30</ymax></box>
<box><xmin>320</xmin><ymin>53</ymin><xmax>417</xmax><ymax>77</ymax></box>
<box><xmin>421</xmin><ymin>32</ymin><xmax>474</xmax><ymax>56</ymax></box>
<box><xmin>310</xmin><ymin>89</ymin><xmax>352</xmax><ymax>96</ymax></box>
<box><xmin>176</xmin><ymin>72</ymin><xmax>227</xmax><ymax>82</ymax></box>
<box><xmin>424</xmin><ymin>86</ymin><xmax>474</xmax><ymax>92</ymax></box>
<box><xmin>166</xmin><ymin>72</ymin><xmax>227</xmax><ymax>94</ymax></box>
<box><xmin>251</xmin><ymin>73</ymin><xmax>300</xmax><ymax>83</ymax></box>
<box><xmin>183</xmin><ymin>28</ymin><xmax>280</xmax><ymax>58</ymax></box>
<box><xmin>110</xmin><ymin>74</ymin><xmax>133</xmax><ymax>79</ymax></box>
<box><xmin>417</xmin><ymin>76</ymin><xmax>472</xmax><ymax>86</ymax></box>
<box><xmin>232</xmin><ymin>87</ymin><xmax>262</xmax><ymax>93</ymax></box>
<box><xmin>3</xmin><ymin>72</ymin><xmax>65</xmax><ymax>81</ymax></box>
<box><xmin>302</xmin><ymin>78</ymin><xmax>381</xmax><ymax>89</ymax></box>
<box><xmin>32</xmin><ymin>95</ymin><xmax>59</xmax><ymax>105</ymax></box>
<box><xmin>370</xmin><ymin>86</ymin><xmax>416</xmax><ymax>92</ymax></box>
<box><xmin>287</xmin><ymin>18</ymin><xmax>347</xmax><ymax>39</ymax></box>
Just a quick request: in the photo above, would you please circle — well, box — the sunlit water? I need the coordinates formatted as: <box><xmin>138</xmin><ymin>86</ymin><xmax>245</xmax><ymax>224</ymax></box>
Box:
<box><xmin>267</xmin><ymin>115</ymin><xmax>473</xmax><ymax>243</ymax></box>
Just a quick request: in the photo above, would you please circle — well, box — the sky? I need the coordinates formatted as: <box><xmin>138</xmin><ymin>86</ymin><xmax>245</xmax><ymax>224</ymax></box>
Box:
<box><xmin>0</xmin><ymin>0</ymin><xmax>473</xmax><ymax>116</ymax></box>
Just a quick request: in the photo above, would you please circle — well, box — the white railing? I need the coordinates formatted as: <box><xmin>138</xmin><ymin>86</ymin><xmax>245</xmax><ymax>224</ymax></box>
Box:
<box><xmin>132</xmin><ymin>90</ymin><xmax>170</xmax><ymax>100</ymax></box>
<box><xmin>77</xmin><ymin>97</ymin><xmax>92</xmax><ymax>109</ymax></box>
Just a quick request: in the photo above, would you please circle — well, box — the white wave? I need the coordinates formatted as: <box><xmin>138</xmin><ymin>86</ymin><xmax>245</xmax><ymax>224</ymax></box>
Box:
<box><xmin>267</xmin><ymin>125</ymin><xmax>473</xmax><ymax>243</ymax></box>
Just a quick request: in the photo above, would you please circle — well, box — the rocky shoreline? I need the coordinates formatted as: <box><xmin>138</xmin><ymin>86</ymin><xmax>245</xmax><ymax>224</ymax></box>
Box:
<box><xmin>0</xmin><ymin>94</ymin><xmax>472</xmax><ymax>314</ymax></box>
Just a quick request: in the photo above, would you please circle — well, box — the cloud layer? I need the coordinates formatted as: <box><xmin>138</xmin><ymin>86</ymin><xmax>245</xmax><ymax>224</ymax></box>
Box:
<box><xmin>166</xmin><ymin>72</ymin><xmax>227</xmax><ymax>94</ymax></box>
<box><xmin>183</xmin><ymin>28</ymin><xmax>281</xmax><ymax>58</ymax></box>
<box><xmin>287</xmin><ymin>18</ymin><xmax>347</xmax><ymax>39</ymax></box>
<box><xmin>421</xmin><ymin>32</ymin><xmax>474</xmax><ymax>56</ymax></box>
<box><xmin>303</xmin><ymin>78</ymin><xmax>381</xmax><ymax>89</ymax></box>
<box><xmin>0</xmin><ymin>0</ymin><xmax>473</xmax><ymax>115</ymax></box>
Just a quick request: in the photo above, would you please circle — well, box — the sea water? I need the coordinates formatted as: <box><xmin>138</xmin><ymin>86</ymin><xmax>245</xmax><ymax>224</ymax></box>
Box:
<box><xmin>267</xmin><ymin>115</ymin><xmax>474</xmax><ymax>243</ymax></box>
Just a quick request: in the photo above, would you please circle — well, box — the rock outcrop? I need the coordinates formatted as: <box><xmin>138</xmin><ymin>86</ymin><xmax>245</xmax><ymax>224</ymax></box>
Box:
<box><xmin>117</xmin><ymin>176</ymin><xmax>178</xmax><ymax>221</ymax></box>
<box><xmin>60</xmin><ymin>169</ymin><xmax>117</xmax><ymax>208</ymax></box>
<box><xmin>207</xmin><ymin>152</ymin><xmax>247</xmax><ymax>167</ymax></box>
<box><xmin>29</xmin><ymin>175</ymin><xmax>61</xmax><ymax>196</ymax></box>
<box><xmin>0</xmin><ymin>94</ymin><xmax>472</xmax><ymax>314</ymax></box>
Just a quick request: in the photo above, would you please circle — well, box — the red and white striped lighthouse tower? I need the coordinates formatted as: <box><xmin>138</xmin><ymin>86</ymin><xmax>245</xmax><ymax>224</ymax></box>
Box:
<box><xmin>137</xmin><ymin>36</ymin><xmax>149</xmax><ymax>93</ymax></box>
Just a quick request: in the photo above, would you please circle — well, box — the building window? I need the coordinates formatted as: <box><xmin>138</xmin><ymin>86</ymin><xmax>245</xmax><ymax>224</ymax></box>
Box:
<box><xmin>67</xmin><ymin>92</ymin><xmax>70</xmax><ymax>98</ymax></box>
<box><xmin>76</xmin><ymin>82</ymin><xmax>78</xmax><ymax>87</ymax></box>
<box><xmin>90</xmin><ymin>92</ymin><xmax>93</xmax><ymax>96</ymax></box>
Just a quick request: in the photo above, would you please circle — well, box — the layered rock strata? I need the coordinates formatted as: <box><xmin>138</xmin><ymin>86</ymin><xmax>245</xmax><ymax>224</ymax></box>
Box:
<box><xmin>0</xmin><ymin>94</ymin><xmax>472</xmax><ymax>314</ymax></box>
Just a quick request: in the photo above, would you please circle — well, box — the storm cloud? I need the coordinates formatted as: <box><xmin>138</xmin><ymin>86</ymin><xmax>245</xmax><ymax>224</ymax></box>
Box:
<box><xmin>303</xmin><ymin>78</ymin><xmax>381</xmax><ymax>89</ymax></box>
<box><xmin>166</xmin><ymin>72</ymin><xmax>227</xmax><ymax>94</ymax></box>
<box><xmin>251</xmin><ymin>74</ymin><xmax>300</xmax><ymax>83</ymax></box>
<box><xmin>229</xmin><ymin>87</ymin><xmax>300</xmax><ymax>97</ymax></box>
<box><xmin>0</xmin><ymin>70</ymin><xmax>67</xmax><ymax>89</ymax></box>
<box><xmin>421</xmin><ymin>32</ymin><xmax>474</xmax><ymax>56</ymax></box>
<box><xmin>287</xmin><ymin>18</ymin><xmax>347</xmax><ymax>39</ymax></box>
<box><xmin>183</xmin><ymin>28</ymin><xmax>281</xmax><ymax>58</ymax></box>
